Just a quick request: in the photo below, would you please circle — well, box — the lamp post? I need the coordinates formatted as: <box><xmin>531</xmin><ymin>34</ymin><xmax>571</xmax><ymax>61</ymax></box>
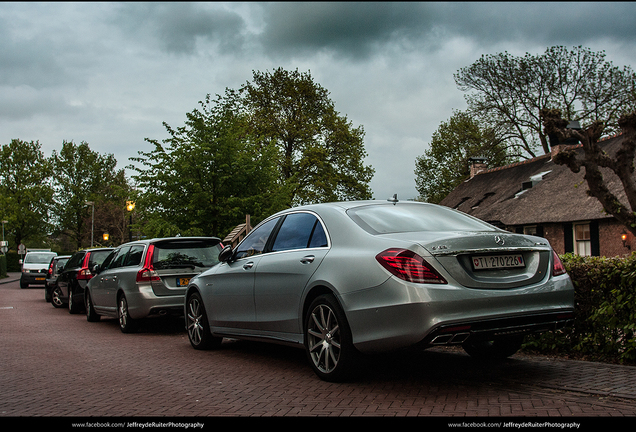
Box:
<box><xmin>1</xmin><ymin>220</ymin><xmax>7</xmax><ymax>254</ymax></box>
<box><xmin>126</xmin><ymin>201</ymin><xmax>135</xmax><ymax>242</ymax></box>
<box><xmin>85</xmin><ymin>201</ymin><xmax>94</xmax><ymax>248</ymax></box>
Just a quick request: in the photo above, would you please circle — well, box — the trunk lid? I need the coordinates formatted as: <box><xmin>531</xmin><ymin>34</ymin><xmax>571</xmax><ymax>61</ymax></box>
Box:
<box><xmin>384</xmin><ymin>231</ymin><xmax>551</xmax><ymax>289</ymax></box>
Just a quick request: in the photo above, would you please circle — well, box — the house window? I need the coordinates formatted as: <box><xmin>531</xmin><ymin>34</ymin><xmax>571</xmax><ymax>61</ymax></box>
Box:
<box><xmin>523</xmin><ymin>225</ymin><xmax>538</xmax><ymax>236</ymax></box>
<box><xmin>574</xmin><ymin>223</ymin><xmax>591</xmax><ymax>256</ymax></box>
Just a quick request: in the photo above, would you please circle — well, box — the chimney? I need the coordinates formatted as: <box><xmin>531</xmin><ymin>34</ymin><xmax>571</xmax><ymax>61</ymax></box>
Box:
<box><xmin>468</xmin><ymin>157</ymin><xmax>488</xmax><ymax>178</ymax></box>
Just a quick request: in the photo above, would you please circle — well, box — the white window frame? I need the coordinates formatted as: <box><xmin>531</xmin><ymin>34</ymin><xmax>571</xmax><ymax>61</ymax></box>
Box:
<box><xmin>573</xmin><ymin>222</ymin><xmax>592</xmax><ymax>256</ymax></box>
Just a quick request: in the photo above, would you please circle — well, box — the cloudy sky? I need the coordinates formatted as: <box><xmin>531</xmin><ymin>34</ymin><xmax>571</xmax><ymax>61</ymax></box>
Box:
<box><xmin>2</xmin><ymin>2</ymin><xmax>636</xmax><ymax>203</ymax></box>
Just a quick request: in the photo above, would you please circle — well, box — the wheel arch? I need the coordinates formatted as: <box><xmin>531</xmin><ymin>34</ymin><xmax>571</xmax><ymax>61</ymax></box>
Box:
<box><xmin>301</xmin><ymin>284</ymin><xmax>343</xmax><ymax>327</ymax></box>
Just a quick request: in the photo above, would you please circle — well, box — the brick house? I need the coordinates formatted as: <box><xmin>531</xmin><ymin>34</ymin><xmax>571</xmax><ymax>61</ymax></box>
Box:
<box><xmin>439</xmin><ymin>133</ymin><xmax>634</xmax><ymax>257</ymax></box>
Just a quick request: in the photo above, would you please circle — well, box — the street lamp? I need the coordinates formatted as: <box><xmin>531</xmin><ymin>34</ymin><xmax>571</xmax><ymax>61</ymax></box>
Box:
<box><xmin>1</xmin><ymin>220</ymin><xmax>7</xmax><ymax>254</ymax></box>
<box><xmin>126</xmin><ymin>201</ymin><xmax>135</xmax><ymax>242</ymax></box>
<box><xmin>85</xmin><ymin>201</ymin><xmax>94</xmax><ymax>248</ymax></box>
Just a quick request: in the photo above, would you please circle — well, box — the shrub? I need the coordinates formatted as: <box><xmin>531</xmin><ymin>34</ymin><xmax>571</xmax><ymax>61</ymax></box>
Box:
<box><xmin>523</xmin><ymin>253</ymin><xmax>636</xmax><ymax>364</ymax></box>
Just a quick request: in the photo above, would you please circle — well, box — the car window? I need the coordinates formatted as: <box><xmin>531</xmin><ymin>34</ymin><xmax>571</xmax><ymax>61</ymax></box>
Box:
<box><xmin>56</xmin><ymin>258</ymin><xmax>70</xmax><ymax>272</ymax></box>
<box><xmin>308</xmin><ymin>220</ymin><xmax>328</xmax><ymax>248</ymax></box>
<box><xmin>100</xmin><ymin>249</ymin><xmax>118</xmax><ymax>270</ymax></box>
<box><xmin>348</xmin><ymin>203</ymin><xmax>497</xmax><ymax>234</ymax></box>
<box><xmin>124</xmin><ymin>245</ymin><xmax>145</xmax><ymax>267</ymax></box>
<box><xmin>88</xmin><ymin>250</ymin><xmax>113</xmax><ymax>268</ymax></box>
<box><xmin>235</xmin><ymin>217</ymin><xmax>280</xmax><ymax>259</ymax></box>
<box><xmin>108</xmin><ymin>246</ymin><xmax>131</xmax><ymax>269</ymax></box>
<box><xmin>152</xmin><ymin>239</ymin><xmax>221</xmax><ymax>269</ymax></box>
<box><xmin>272</xmin><ymin>213</ymin><xmax>327</xmax><ymax>252</ymax></box>
<box><xmin>66</xmin><ymin>252</ymin><xmax>86</xmax><ymax>268</ymax></box>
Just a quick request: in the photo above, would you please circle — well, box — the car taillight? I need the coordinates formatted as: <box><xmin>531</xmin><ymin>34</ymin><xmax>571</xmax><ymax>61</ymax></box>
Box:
<box><xmin>47</xmin><ymin>261</ymin><xmax>54</xmax><ymax>277</ymax></box>
<box><xmin>136</xmin><ymin>244</ymin><xmax>160</xmax><ymax>283</ymax></box>
<box><xmin>552</xmin><ymin>250</ymin><xmax>566</xmax><ymax>276</ymax></box>
<box><xmin>77</xmin><ymin>253</ymin><xmax>93</xmax><ymax>280</ymax></box>
<box><xmin>77</xmin><ymin>268</ymin><xmax>93</xmax><ymax>280</ymax></box>
<box><xmin>376</xmin><ymin>248</ymin><xmax>447</xmax><ymax>284</ymax></box>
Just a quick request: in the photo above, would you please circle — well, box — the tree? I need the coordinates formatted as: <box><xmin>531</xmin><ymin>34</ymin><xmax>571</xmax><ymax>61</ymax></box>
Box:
<box><xmin>0</xmin><ymin>139</ymin><xmax>54</xmax><ymax>248</ymax></box>
<box><xmin>414</xmin><ymin>111</ymin><xmax>515</xmax><ymax>203</ymax></box>
<box><xmin>543</xmin><ymin>108</ymin><xmax>636</xmax><ymax>236</ymax></box>
<box><xmin>242</xmin><ymin>68</ymin><xmax>374</xmax><ymax>206</ymax></box>
<box><xmin>130</xmin><ymin>90</ymin><xmax>281</xmax><ymax>239</ymax></box>
<box><xmin>50</xmin><ymin>140</ymin><xmax>125</xmax><ymax>249</ymax></box>
<box><xmin>455</xmin><ymin>46</ymin><xmax>636</xmax><ymax>158</ymax></box>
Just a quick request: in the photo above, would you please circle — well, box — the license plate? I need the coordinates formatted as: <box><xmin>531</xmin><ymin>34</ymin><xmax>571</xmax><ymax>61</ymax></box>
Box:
<box><xmin>472</xmin><ymin>254</ymin><xmax>525</xmax><ymax>270</ymax></box>
<box><xmin>35</xmin><ymin>277</ymin><xmax>45</xmax><ymax>281</ymax></box>
<box><xmin>177</xmin><ymin>277</ymin><xmax>191</xmax><ymax>287</ymax></box>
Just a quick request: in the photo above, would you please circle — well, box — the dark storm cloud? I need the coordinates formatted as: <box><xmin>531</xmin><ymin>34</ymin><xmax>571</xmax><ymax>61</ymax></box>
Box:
<box><xmin>110</xmin><ymin>2</ymin><xmax>247</xmax><ymax>54</ymax></box>
<box><xmin>258</xmin><ymin>2</ymin><xmax>636</xmax><ymax>59</ymax></box>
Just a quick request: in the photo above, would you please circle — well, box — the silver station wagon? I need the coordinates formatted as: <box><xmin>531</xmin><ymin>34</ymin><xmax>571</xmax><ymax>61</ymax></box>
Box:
<box><xmin>85</xmin><ymin>237</ymin><xmax>222</xmax><ymax>332</ymax></box>
<box><xmin>185</xmin><ymin>200</ymin><xmax>575</xmax><ymax>381</ymax></box>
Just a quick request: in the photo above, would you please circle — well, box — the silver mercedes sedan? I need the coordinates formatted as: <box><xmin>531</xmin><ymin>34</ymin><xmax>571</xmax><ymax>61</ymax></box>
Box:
<box><xmin>185</xmin><ymin>199</ymin><xmax>574</xmax><ymax>381</ymax></box>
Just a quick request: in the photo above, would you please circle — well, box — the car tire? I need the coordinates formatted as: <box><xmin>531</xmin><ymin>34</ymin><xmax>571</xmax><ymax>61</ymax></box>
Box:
<box><xmin>85</xmin><ymin>289</ymin><xmax>100</xmax><ymax>322</ymax></box>
<box><xmin>186</xmin><ymin>292</ymin><xmax>222</xmax><ymax>350</ymax></box>
<box><xmin>68</xmin><ymin>288</ymin><xmax>82</xmax><ymax>314</ymax></box>
<box><xmin>20</xmin><ymin>278</ymin><xmax>28</xmax><ymax>289</ymax></box>
<box><xmin>304</xmin><ymin>294</ymin><xmax>358</xmax><ymax>382</ymax></box>
<box><xmin>462</xmin><ymin>335</ymin><xmax>524</xmax><ymax>361</ymax></box>
<box><xmin>51</xmin><ymin>287</ymin><xmax>66</xmax><ymax>308</ymax></box>
<box><xmin>117</xmin><ymin>294</ymin><xmax>138</xmax><ymax>333</ymax></box>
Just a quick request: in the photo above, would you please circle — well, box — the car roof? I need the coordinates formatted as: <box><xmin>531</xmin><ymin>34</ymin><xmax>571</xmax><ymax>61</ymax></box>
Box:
<box><xmin>115</xmin><ymin>236</ymin><xmax>222</xmax><ymax>248</ymax></box>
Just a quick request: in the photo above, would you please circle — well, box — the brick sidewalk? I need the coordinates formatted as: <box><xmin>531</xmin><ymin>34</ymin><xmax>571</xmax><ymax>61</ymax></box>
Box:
<box><xmin>1</xmin><ymin>278</ymin><xmax>636</xmax><ymax>420</ymax></box>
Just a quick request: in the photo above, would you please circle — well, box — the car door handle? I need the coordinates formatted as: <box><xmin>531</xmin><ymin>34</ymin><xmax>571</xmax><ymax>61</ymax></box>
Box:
<box><xmin>300</xmin><ymin>255</ymin><xmax>315</xmax><ymax>264</ymax></box>
<box><xmin>243</xmin><ymin>262</ymin><xmax>254</xmax><ymax>270</ymax></box>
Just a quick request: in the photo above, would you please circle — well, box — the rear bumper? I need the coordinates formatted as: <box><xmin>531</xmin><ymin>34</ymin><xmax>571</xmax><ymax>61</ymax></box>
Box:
<box><xmin>126</xmin><ymin>285</ymin><xmax>185</xmax><ymax>319</ymax></box>
<box><xmin>342</xmin><ymin>274</ymin><xmax>575</xmax><ymax>353</ymax></box>
<box><xmin>422</xmin><ymin>310</ymin><xmax>574</xmax><ymax>346</ymax></box>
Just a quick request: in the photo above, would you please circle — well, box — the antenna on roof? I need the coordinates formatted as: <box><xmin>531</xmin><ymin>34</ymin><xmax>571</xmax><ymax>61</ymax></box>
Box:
<box><xmin>387</xmin><ymin>194</ymin><xmax>399</xmax><ymax>204</ymax></box>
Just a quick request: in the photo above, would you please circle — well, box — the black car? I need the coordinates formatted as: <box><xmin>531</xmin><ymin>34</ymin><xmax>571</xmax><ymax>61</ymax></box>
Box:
<box><xmin>55</xmin><ymin>248</ymin><xmax>114</xmax><ymax>313</ymax></box>
<box><xmin>45</xmin><ymin>255</ymin><xmax>71</xmax><ymax>304</ymax></box>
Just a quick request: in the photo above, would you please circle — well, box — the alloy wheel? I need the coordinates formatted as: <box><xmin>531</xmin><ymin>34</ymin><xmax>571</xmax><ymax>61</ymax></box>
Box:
<box><xmin>187</xmin><ymin>296</ymin><xmax>204</xmax><ymax>346</ymax></box>
<box><xmin>307</xmin><ymin>303</ymin><xmax>342</xmax><ymax>375</ymax></box>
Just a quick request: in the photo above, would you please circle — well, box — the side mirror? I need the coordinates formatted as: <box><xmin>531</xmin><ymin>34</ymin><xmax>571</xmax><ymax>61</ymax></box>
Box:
<box><xmin>218</xmin><ymin>245</ymin><xmax>233</xmax><ymax>263</ymax></box>
<box><xmin>91</xmin><ymin>264</ymin><xmax>101</xmax><ymax>275</ymax></box>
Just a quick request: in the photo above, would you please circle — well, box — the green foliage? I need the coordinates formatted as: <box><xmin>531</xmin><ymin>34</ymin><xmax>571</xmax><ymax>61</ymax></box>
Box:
<box><xmin>243</xmin><ymin>68</ymin><xmax>374</xmax><ymax>206</ymax></box>
<box><xmin>50</xmin><ymin>140</ymin><xmax>128</xmax><ymax>249</ymax></box>
<box><xmin>455</xmin><ymin>45</ymin><xmax>636</xmax><ymax>158</ymax></box>
<box><xmin>130</xmin><ymin>91</ymin><xmax>281</xmax><ymax>239</ymax></box>
<box><xmin>132</xmin><ymin>68</ymin><xmax>375</xmax><ymax>239</ymax></box>
<box><xmin>0</xmin><ymin>139</ymin><xmax>55</xmax><ymax>248</ymax></box>
<box><xmin>524</xmin><ymin>253</ymin><xmax>636</xmax><ymax>364</ymax></box>
<box><xmin>414</xmin><ymin>111</ymin><xmax>516</xmax><ymax>203</ymax></box>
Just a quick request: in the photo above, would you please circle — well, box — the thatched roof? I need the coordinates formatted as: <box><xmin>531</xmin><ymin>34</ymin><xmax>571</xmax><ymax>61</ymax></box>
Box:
<box><xmin>439</xmin><ymin>134</ymin><xmax>629</xmax><ymax>227</ymax></box>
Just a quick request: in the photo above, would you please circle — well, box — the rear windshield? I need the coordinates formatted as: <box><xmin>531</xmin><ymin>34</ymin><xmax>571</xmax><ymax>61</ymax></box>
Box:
<box><xmin>348</xmin><ymin>203</ymin><xmax>495</xmax><ymax>234</ymax></box>
<box><xmin>152</xmin><ymin>239</ymin><xmax>221</xmax><ymax>269</ymax></box>
<box><xmin>88</xmin><ymin>250</ymin><xmax>113</xmax><ymax>267</ymax></box>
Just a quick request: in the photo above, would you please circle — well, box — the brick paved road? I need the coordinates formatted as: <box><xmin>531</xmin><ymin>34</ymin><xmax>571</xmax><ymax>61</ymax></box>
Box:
<box><xmin>2</xmin><ymin>275</ymin><xmax>636</xmax><ymax>425</ymax></box>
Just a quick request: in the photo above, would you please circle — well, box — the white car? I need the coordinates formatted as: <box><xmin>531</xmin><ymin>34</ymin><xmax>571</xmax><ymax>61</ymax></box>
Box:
<box><xmin>20</xmin><ymin>250</ymin><xmax>57</xmax><ymax>288</ymax></box>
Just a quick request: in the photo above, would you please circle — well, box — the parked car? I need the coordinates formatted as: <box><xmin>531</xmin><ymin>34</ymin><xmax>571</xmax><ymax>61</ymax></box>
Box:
<box><xmin>55</xmin><ymin>248</ymin><xmax>114</xmax><ymax>313</ymax></box>
<box><xmin>184</xmin><ymin>199</ymin><xmax>575</xmax><ymax>382</ymax></box>
<box><xmin>85</xmin><ymin>237</ymin><xmax>223</xmax><ymax>333</ymax></box>
<box><xmin>45</xmin><ymin>255</ymin><xmax>71</xmax><ymax>304</ymax></box>
<box><xmin>20</xmin><ymin>250</ymin><xmax>57</xmax><ymax>288</ymax></box>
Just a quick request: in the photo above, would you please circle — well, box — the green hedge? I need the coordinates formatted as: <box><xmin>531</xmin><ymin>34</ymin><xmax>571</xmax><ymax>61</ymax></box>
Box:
<box><xmin>523</xmin><ymin>253</ymin><xmax>636</xmax><ymax>364</ymax></box>
<box><xmin>0</xmin><ymin>254</ymin><xmax>6</xmax><ymax>278</ymax></box>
